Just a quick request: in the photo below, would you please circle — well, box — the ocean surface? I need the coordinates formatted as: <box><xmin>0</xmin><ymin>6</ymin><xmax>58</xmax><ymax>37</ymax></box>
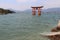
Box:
<box><xmin>0</xmin><ymin>12</ymin><xmax>60</xmax><ymax>40</ymax></box>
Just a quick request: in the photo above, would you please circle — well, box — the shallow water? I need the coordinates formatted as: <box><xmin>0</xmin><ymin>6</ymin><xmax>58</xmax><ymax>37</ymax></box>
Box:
<box><xmin>0</xmin><ymin>12</ymin><xmax>60</xmax><ymax>40</ymax></box>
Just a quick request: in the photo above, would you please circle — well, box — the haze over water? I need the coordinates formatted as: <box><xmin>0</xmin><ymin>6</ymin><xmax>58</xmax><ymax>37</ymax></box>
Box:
<box><xmin>0</xmin><ymin>12</ymin><xmax>60</xmax><ymax>40</ymax></box>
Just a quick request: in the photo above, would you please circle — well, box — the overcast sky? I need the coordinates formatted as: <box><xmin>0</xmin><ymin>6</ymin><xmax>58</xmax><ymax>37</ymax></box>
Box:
<box><xmin>0</xmin><ymin>0</ymin><xmax>60</xmax><ymax>11</ymax></box>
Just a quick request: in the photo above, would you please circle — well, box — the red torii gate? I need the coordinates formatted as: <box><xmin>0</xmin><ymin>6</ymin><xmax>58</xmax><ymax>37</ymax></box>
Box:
<box><xmin>31</xmin><ymin>6</ymin><xmax>43</xmax><ymax>16</ymax></box>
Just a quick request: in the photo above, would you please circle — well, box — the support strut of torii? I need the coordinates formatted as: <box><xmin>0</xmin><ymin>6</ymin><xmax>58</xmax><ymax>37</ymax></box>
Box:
<box><xmin>31</xmin><ymin>6</ymin><xmax>43</xmax><ymax>16</ymax></box>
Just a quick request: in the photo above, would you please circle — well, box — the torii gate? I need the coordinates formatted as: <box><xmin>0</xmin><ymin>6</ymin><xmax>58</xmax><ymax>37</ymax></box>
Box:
<box><xmin>31</xmin><ymin>6</ymin><xmax>43</xmax><ymax>16</ymax></box>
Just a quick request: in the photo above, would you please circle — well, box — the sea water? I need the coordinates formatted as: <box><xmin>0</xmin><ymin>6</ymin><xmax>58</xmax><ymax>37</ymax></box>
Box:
<box><xmin>0</xmin><ymin>12</ymin><xmax>60</xmax><ymax>40</ymax></box>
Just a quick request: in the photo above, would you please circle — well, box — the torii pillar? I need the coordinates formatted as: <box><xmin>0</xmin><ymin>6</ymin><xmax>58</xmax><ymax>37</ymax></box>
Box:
<box><xmin>31</xmin><ymin>6</ymin><xmax>43</xmax><ymax>16</ymax></box>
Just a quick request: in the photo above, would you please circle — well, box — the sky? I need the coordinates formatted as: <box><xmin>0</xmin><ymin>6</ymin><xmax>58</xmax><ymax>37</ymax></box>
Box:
<box><xmin>0</xmin><ymin>0</ymin><xmax>60</xmax><ymax>11</ymax></box>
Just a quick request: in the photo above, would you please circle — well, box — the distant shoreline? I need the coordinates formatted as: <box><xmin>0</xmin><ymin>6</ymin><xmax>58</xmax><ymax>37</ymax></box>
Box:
<box><xmin>0</xmin><ymin>8</ymin><xmax>15</xmax><ymax>15</ymax></box>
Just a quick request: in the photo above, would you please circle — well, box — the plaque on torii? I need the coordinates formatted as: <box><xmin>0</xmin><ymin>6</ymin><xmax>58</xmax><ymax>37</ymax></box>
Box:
<box><xmin>31</xmin><ymin>6</ymin><xmax>43</xmax><ymax>16</ymax></box>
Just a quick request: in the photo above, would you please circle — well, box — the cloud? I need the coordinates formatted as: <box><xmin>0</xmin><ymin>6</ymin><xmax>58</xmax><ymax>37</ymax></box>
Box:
<box><xmin>16</xmin><ymin>0</ymin><xmax>37</xmax><ymax>3</ymax></box>
<box><xmin>16</xmin><ymin>0</ymin><xmax>28</xmax><ymax>2</ymax></box>
<box><xmin>0</xmin><ymin>3</ymin><xmax>31</xmax><ymax>11</ymax></box>
<box><xmin>0</xmin><ymin>0</ymin><xmax>60</xmax><ymax>11</ymax></box>
<box><xmin>43</xmin><ymin>0</ymin><xmax>60</xmax><ymax>9</ymax></box>
<box><xmin>0</xmin><ymin>3</ymin><xmax>18</xmax><ymax>10</ymax></box>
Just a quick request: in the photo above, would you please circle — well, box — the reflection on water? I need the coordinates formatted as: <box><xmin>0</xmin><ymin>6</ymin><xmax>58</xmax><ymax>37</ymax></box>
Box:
<box><xmin>0</xmin><ymin>12</ymin><xmax>60</xmax><ymax>40</ymax></box>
